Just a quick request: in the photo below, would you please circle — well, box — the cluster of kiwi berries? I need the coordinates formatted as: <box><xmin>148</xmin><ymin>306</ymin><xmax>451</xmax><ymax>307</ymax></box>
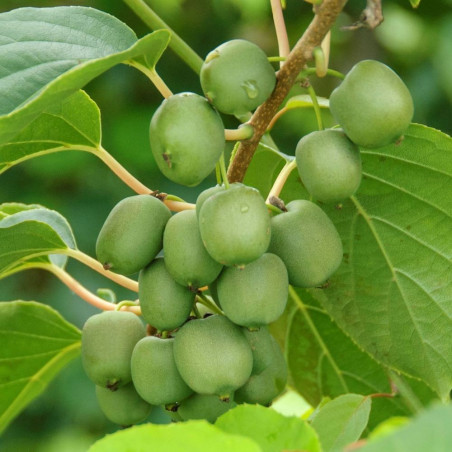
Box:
<box><xmin>81</xmin><ymin>39</ymin><xmax>414</xmax><ymax>427</ymax></box>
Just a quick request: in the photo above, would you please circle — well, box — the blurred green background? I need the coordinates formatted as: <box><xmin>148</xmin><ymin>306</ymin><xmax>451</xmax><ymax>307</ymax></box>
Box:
<box><xmin>1</xmin><ymin>0</ymin><xmax>451</xmax><ymax>450</ymax></box>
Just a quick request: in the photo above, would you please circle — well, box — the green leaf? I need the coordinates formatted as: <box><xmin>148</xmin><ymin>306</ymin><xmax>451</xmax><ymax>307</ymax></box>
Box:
<box><xmin>0</xmin><ymin>6</ymin><xmax>170</xmax><ymax>145</ymax></box>
<box><xmin>0</xmin><ymin>204</ymin><xmax>76</xmax><ymax>276</ymax></box>
<box><xmin>409</xmin><ymin>0</ymin><xmax>421</xmax><ymax>8</ymax></box>
<box><xmin>310</xmin><ymin>394</ymin><xmax>371</xmax><ymax>452</ymax></box>
<box><xmin>215</xmin><ymin>404</ymin><xmax>321</xmax><ymax>452</ymax></box>
<box><xmin>0</xmin><ymin>90</ymin><xmax>100</xmax><ymax>174</ymax></box>
<box><xmin>359</xmin><ymin>403</ymin><xmax>452</xmax><ymax>452</ymax></box>
<box><xmin>0</xmin><ymin>300</ymin><xmax>81</xmax><ymax>435</ymax></box>
<box><xmin>88</xmin><ymin>421</ymin><xmax>261</xmax><ymax>452</ymax></box>
<box><xmin>286</xmin><ymin>289</ymin><xmax>422</xmax><ymax>427</ymax></box>
<box><xmin>281</xmin><ymin>124</ymin><xmax>452</xmax><ymax>400</ymax></box>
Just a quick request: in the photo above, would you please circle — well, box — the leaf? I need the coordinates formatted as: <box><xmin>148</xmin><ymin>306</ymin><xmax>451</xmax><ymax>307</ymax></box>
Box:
<box><xmin>409</xmin><ymin>0</ymin><xmax>421</xmax><ymax>8</ymax></box>
<box><xmin>215</xmin><ymin>404</ymin><xmax>321</xmax><ymax>452</ymax></box>
<box><xmin>0</xmin><ymin>204</ymin><xmax>76</xmax><ymax>275</ymax></box>
<box><xmin>88</xmin><ymin>421</ymin><xmax>261</xmax><ymax>452</ymax></box>
<box><xmin>0</xmin><ymin>7</ymin><xmax>170</xmax><ymax>145</ymax></box>
<box><xmin>358</xmin><ymin>403</ymin><xmax>452</xmax><ymax>452</ymax></box>
<box><xmin>0</xmin><ymin>90</ymin><xmax>100</xmax><ymax>174</ymax></box>
<box><xmin>280</xmin><ymin>124</ymin><xmax>452</xmax><ymax>400</ymax></box>
<box><xmin>286</xmin><ymin>289</ymin><xmax>423</xmax><ymax>428</ymax></box>
<box><xmin>310</xmin><ymin>394</ymin><xmax>371</xmax><ymax>452</ymax></box>
<box><xmin>0</xmin><ymin>300</ymin><xmax>81</xmax><ymax>435</ymax></box>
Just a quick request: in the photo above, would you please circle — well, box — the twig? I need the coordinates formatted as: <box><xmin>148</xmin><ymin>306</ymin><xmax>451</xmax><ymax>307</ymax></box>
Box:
<box><xmin>342</xmin><ymin>0</ymin><xmax>383</xmax><ymax>30</ymax></box>
<box><xmin>227</xmin><ymin>0</ymin><xmax>347</xmax><ymax>183</ymax></box>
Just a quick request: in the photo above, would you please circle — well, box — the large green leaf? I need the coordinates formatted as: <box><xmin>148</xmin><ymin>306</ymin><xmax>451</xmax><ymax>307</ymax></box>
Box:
<box><xmin>0</xmin><ymin>90</ymin><xmax>100</xmax><ymax>174</ymax></box>
<box><xmin>316</xmin><ymin>125</ymin><xmax>452</xmax><ymax>399</ymax></box>
<box><xmin>0</xmin><ymin>301</ymin><xmax>81</xmax><ymax>435</ymax></box>
<box><xmin>0</xmin><ymin>6</ymin><xmax>170</xmax><ymax>145</ymax></box>
<box><xmin>278</xmin><ymin>124</ymin><xmax>452</xmax><ymax>400</ymax></box>
<box><xmin>359</xmin><ymin>403</ymin><xmax>452</xmax><ymax>452</ymax></box>
<box><xmin>0</xmin><ymin>203</ymin><xmax>76</xmax><ymax>276</ymax></box>
<box><xmin>89</xmin><ymin>421</ymin><xmax>261</xmax><ymax>452</ymax></box>
<box><xmin>215</xmin><ymin>404</ymin><xmax>320</xmax><ymax>452</ymax></box>
<box><xmin>310</xmin><ymin>394</ymin><xmax>371</xmax><ymax>452</ymax></box>
<box><xmin>286</xmin><ymin>288</ymin><xmax>427</xmax><ymax>427</ymax></box>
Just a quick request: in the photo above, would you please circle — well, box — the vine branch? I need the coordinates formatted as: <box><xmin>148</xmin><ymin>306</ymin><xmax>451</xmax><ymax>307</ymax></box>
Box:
<box><xmin>227</xmin><ymin>0</ymin><xmax>348</xmax><ymax>183</ymax></box>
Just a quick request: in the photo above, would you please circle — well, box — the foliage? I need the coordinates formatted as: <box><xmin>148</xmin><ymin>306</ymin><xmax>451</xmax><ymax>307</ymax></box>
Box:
<box><xmin>0</xmin><ymin>0</ymin><xmax>450</xmax><ymax>450</ymax></box>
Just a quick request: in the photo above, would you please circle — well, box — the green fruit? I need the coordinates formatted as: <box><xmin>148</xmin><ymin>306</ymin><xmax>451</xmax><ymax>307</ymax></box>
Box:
<box><xmin>149</xmin><ymin>92</ymin><xmax>225</xmax><ymax>186</ymax></box>
<box><xmin>96</xmin><ymin>195</ymin><xmax>171</xmax><ymax>275</ymax></box>
<box><xmin>131</xmin><ymin>336</ymin><xmax>193</xmax><ymax>405</ymax></box>
<box><xmin>178</xmin><ymin>394</ymin><xmax>236</xmax><ymax>423</ymax></box>
<box><xmin>199</xmin><ymin>184</ymin><xmax>271</xmax><ymax>266</ymax></box>
<box><xmin>195</xmin><ymin>184</ymin><xmax>226</xmax><ymax>218</ymax></box>
<box><xmin>216</xmin><ymin>253</ymin><xmax>288</xmax><ymax>328</ymax></box>
<box><xmin>295</xmin><ymin>129</ymin><xmax>362</xmax><ymax>203</ymax></box>
<box><xmin>268</xmin><ymin>200</ymin><xmax>343</xmax><ymax>287</ymax></box>
<box><xmin>200</xmin><ymin>39</ymin><xmax>276</xmax><ymax>116</ymax></box>
<box><xmin>235</xmin><ymin>327</ymin><xmax>287</xmax><ymax>406</ymax></box>
<box><xmin>81</xmin><ymin>311</ymin><xmax>146</xmax><ymax>389</ymax></box>
<box><xmin>329</xmin><ymin>60</ymin><xmax>414</xmax><ymax>148</ymax></box>
<box><xmin>173</xmin><ymin>315</ymin><xmax>253</xmax><ymax>398</ymax></box>
<box><xmin>96</xmin><ymin>383</ymin><xmax>151</xmax><ymax>426</ymax></box>
<box><xmin>139</xmin><ymin>258</ymin><xmax>195</xmax><ymax>331</ymax></box>
<box><xmin>163</xmin><ymin>210</ymin><xmax>223</xmax><ymax>289</ymax></box>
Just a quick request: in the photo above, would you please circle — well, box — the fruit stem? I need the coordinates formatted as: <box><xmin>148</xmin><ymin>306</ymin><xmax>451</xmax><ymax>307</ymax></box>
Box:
<box><xmin>123</xmin><ymin>0</ymin><xmax>203</xmax><ymax>74</ymax></box>
<box><xmin>270</xmin><ymin>0</ymin><xmax>290</xmax><ymax>68</ymax></box>
<box><xmin>95</xmin><ymin>146</ymin><xmax>155</xmax><ymax>195</ymax></box>
<box><xmin>127</xmin><ymin>61</ymin><xmax>173</xmax><ymax>98</ymax></box>
<box><xmin>224</xmin><ymin>125</ymin><xmax>254</xmax><ymax>141</ymax></box>
<box><xmin>301</xmin><ymin>67</ymin><xmax>345</xmax><ymax>80</ymax></box>
<box><xmin>32</xmin><ymin>262</ymin><xmax>141</xmax><ymax>314</ymax></box>
<box><xmin>196</xmin><ymin>292</ymin><xmax>223</xmax><ymax>316</ymax></box>
<box><xmin>219</xmin><ymin>153</ymin><xmax>230</xmax><ymax>189</ymax></box>
<box><xmin>192</xmin><ymin>303</ymin><xmax>202</xmax><ymax>319</ymax></box>
<box><xmin>115</xmin><ymin>300</ymin><xmax>139</xmax><ymax>311</ymax></box>
<box><xmin>89</xmin><ymin>146</ymin><xmax>196</xmax><ymax>212</ymax></box>
<box><xmin>306</xmin><ymin>83</ymin><xmax>324</xmax><ymax>130</ymax></box>
<box><xmin>265</xmin><ymin>159</ymin><xmax>297</xmax><ymax>203</ymax></box>
<box><xmin>64</xmin><ymin>249</ymin><xmax>139</xmax><ymax>292</ymax></box>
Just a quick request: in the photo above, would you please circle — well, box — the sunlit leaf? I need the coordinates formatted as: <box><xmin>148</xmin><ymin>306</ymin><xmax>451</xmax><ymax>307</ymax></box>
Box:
<box><xmin>310</xmin><ymin>394</ymin><xmax>371</xmax><ymax>452</ymax></box>
<box><xmin>89</xmin><ymin>421</ymin><xmax>261</xmax><ymax>452</ymax></box>
<box><xmin>215</xmin><ymin>404</ymin><xmax>321</xmax><ymax>452</ymax></box>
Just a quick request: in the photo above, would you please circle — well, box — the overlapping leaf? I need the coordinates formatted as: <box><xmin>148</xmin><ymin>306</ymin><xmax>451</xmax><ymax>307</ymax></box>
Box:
<box><xmin>311</xmin><ymin>125</ymin><xmax>452</xmax><ymax>400</ymax></box>
<box><xmin>0</xmin><ymin>203</ymin><xmax>76</xmax><ymax>276</ymax></box>
<box><xmin>89</xmin><ymin>421</ymin><xmax>261</xmax><ymax>452</ymax></box>
<box><xmin>251</xmin><ymin>124</ymin><xmax>452</xmax><ymax>400</ymax></box>
<box><xmin>360</xmin><ymin>403</ymin><xmax>452</xmax><ymax>452</ymax></box>
<box><xmin>215</xmin><ymin>404</ymin><xmax>320</xmax><ymax>452</ymax></box>
<box><xmin>310</xmin><ymin>394</ymin><xmax>371</xmax><ymax>451</ymax></box>
<box><xmin>0</xmin><ymin>6</ymin><xmax>170</xmax><ymax>145</ymax></box>
<box><xmin>0</xmin><ymin>301</ymin><xmax>81</xmax><ymax>435</ymax></box>
<box><xmin>0</xmin><ymin>90</ymin><xmax>101</xmax><ymax>174</ymax></box>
